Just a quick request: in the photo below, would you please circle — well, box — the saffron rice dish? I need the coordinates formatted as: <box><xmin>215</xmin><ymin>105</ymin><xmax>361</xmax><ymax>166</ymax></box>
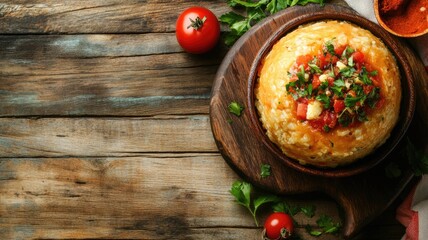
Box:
<box><xmin>255</xmin><ymin>20</ymin><xmax>401</xmax><ymax>167</ymax></box>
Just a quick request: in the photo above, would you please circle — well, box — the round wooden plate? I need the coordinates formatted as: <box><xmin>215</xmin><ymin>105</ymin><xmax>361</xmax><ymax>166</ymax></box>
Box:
<box><xmin>210</xmin><ymin>4</ymin><xmax>428</xmax><ymax>239</ymax></box>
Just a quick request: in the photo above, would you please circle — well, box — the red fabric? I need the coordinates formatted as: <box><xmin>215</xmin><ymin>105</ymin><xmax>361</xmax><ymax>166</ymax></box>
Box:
<box><xmin>397</xmin><ymin>183</ymin><xmax>420</xmax><ymax>240</ymax></box>
<box><xmin>397</xmin><ymin>186</ymin><xmax>417</xmax><ymax>226</ymax></box>
<box><xmin>404</xmin><ymin>212</ymin><xmax>419</xmax><ymax>240</ymax></box>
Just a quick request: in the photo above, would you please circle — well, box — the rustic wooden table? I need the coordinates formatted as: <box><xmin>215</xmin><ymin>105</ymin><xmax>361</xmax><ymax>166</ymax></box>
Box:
<box><xmin>0</xmin><ymin>1</ymin><xmax>410</xmax><ymax>239</ymax></box>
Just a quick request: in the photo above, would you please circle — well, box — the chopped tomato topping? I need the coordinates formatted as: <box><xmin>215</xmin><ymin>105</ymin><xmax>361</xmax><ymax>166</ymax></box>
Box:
<box><xmin>312</xmin><ymin>75</ymin><xmax>321</xmax><ymax>89</ymax></box>
<box><xmin>375</xmin><ymin>98</ymin><xmax>385</xmax><ymax>109</ymax></box>
<box><xmin>296</xmin><ymin>54</ymin><xmax>313</xmax><ymax>70</ymax></box>
<box><xmin>324</xmin><ymin>111</ymin><xmax>338</xmax><ymax>129</ymax></box>
<box><xmin>318</xmin><ymin>53</ymin><xmax>338</xmax><ymax>69</ymax></box>
<box><xmin>285</xmin><ymin>41</ymin><xmax>383</xmax><ymax>132</ymax></box>
<box><xmin>334</xmin><ymin>45</ymin><xmax>346</xmax><ymax>56</ymax></box>
<box><xmin>296</xmin><ymin>102</ymin><xmax>308</xmax><ymax>120</ymax></box>
<box><xmin>352</xmin><ymin>51</ymin><xmax>365</xmax><ymax>63</ymax></box>
<box><xmin>333</xmin><ymin>99</ymin><xmax>345</xmax><ymax>113</ymax></box>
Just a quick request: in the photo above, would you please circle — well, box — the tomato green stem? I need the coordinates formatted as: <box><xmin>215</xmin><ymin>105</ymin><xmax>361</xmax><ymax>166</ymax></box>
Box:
<box><xmin>187</xmin><ymin>16</ymin><xmax>207</xmax><ymax>30</ymax></box>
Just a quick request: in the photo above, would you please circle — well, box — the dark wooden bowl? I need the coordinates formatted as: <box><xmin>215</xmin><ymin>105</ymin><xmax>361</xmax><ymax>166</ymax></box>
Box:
<box><xmin>246</xmin><ymin>11</ymin><xmax>416</xmax><ymax>177</ymax></box>
<box><xmin>210</xmin><ymin>4</ymin><xmax>426</xmax><ymax>238</ymax></box>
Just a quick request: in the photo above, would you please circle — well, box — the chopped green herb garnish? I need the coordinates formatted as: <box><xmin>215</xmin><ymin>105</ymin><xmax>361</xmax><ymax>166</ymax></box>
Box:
<box><xmin>220</xmin><ymin>0</ymin><xmax>326</xmax><ymax>46</ymax></box>
<box><xmin>325</xmin><ymin>40</ymin><xmax>336</xmax><ymax>56</ymax></box>
<box><xmin>301</xmin><ymin>205</ymin><xmax>316</xmax><ymax>218</ymax></box>
<box><xmin>309</xmin><ymin>63</ymin><xmax>322</xmax><ymax>73</ymax></box>
<box><xmin>316</xmin><ymin>94</ymin><xmax>330</xmax><ymax>109</ymax></box>
<box><xmin>273</xmin><ymin>201</ymin><xmax>301</xmax><ymax>216</ymax></box>
<box><xmin>260</xmin><ymin>163</ymin><xmax>271</xmax><ymax>178</ymax></box>
<box><xmin>228</xmin><ymin>101</ymin><xmax>244</xmax><ymax>116</ymax></box>
<box><xmin>230</xmin><ymin>181</ymin><xmax>280</xmax><ymax>226</ymax></box>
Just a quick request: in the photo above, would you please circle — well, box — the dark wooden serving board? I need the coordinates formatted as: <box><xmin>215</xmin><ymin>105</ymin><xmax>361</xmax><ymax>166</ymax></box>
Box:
<box><xmin>210</xmin><ymin>4</ymin><xmax>428</xmax><ymax>239</ymax></box>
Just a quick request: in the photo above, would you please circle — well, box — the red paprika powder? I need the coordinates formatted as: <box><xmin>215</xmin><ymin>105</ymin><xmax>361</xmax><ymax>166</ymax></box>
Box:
<box><xmin>379</xmin><ymin>0</ymin><xmax>428</xmax><ymax>35</ymax></box>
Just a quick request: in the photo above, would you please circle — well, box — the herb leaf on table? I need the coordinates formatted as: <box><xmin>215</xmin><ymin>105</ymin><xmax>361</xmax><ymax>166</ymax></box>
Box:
<box><xmin>220</xmin><ymin>0</ymin><xmax>326</xmax><ymax>46</ymax></box>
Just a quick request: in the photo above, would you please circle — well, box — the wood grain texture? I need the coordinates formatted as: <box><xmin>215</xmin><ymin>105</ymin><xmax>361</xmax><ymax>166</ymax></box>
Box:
<box><xmin>0</xmin><ymin>116</ymin><xmax>217</xmax><ymax>157</ymax></box>
<box><xmin>0</xmin><ymin>34</ymin><xmax>226</xmax><ymax>116</ymax></box>
<box><xmin>210</xmin><ymin>4</ymin><xmax>426</xmax><ymax>239</ymax></box>
<box><xmin>0</xmin><ymin>156</ymin><xmax>341</xmax><ymax>240</ymax></box>
<box><xmin>0</xmin><ymin>1</ymin><xmax>230</xmax><ymax>34</ymax></box>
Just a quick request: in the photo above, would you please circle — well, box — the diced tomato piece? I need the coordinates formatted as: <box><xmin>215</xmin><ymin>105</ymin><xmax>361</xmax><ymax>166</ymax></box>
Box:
<box><xmin>309</xmin><ymin>117</ymin><xmax>324</xmax><ymax>131</ymax></box>
<box><xmin>309</xmin><ymin>110</ymin><xmax>337</xmax><ymax>131</ymax></box>
<box><xmin>318</xmin><ymin>53</ymin><xmax>338</xmax><ymax>68</ymax></box>
<box><xmin>289</xmin><ymin>75</ymin><xmax>298</xmax><ymax>82</ymax></box>
<box><xmin>296</xmin><ymin>102</ymin><xmax>308</xmax><ymax>120</ymax></box>
<box><xmin>370</xmin><ymin>77</ymin><xmax>381</xmax><ymax>87</ymax></box>
<box><xmin>334</xmin><ymin>45</ymin><xmax>346</xmax><ymax>56</ymax></box>
<box><xmin>312</xmin><ymin>75</ymin><xmax>321</xmax><ymax>89</ymax></box>
<box><xmin>363</xmin><ymin>85</ymin><xmax>374</xmax><ymax>95</ymax></box>
<box><xmin>324</xmin><ymin>111</ymin><xmax>338</xmax><ymax>129</ymax></box>
<box><xmin>327</xmin><ymin>76</ymin><xmax>335</xmax><ymax>87</ymax></box>
<box><xmin>333</xmin><ymin>99</ymin><xmax>345</xmax><ymax>113</ymax></box>
<box><xmin>296</xmin><ymin>54</ymin><xmax>313</xmax><ymax>69</ymax></box>
<box><xmin>375</xmin><ymin>97</ymin><xmax>385</xmax><ymax>109</ymax></box>
<box><xmin>352</xmin><ymin>51</ymin><xmax>365</xmax><ymax>63</ymax></box>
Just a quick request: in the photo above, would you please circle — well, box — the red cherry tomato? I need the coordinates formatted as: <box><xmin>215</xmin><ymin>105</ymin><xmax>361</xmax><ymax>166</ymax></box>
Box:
<box><xmin>175</xmin><ymin>7</ymin><xmax>220</xmax><ymax>54</ymax></box>
<box><xmin>264</xmin><ymin>212</ymin><xmax>294</xmax><ymax>240</ymax></box>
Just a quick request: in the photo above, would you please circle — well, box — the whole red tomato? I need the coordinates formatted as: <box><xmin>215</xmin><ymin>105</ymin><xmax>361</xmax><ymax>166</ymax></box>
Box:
<box><xmin>175</xmin><ymin>7</ymin><xmax>220</xmax><ymax>54</ymax></box>
<box><xmin>264</xmin><ymin>212</ymin><xmax>294</xmax><ymax>239</ymax></box>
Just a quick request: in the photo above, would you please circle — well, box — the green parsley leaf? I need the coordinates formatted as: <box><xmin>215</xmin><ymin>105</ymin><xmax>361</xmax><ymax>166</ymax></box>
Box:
<box><xmin>359</xmin><ymin>67</ymin><xmax>372</xmax><ymax>85</ymax></box>
<box><xmin>370</xmin><ymin>70</ymin><xmax>378</xmax><ymax>76</ymax></box>
<box><xmin>341</xmin><ymin>46</ymin><xmax>355</xmax><ymax>58</ymax></box>
<box><xmin>316</xmin><ymin>94</ymin><xmax>330</xmax><ymax>109</ymax></box>
<box><xmin>219</xmin><ymin>11</ymin><xmax>245</xmax><ymax>25</ymax></box>
<box><xmin>340</xmin><ymin>66</ymin><xmax>356</xmax><ymax>77</ymax></box>
<box><xmin>308</xmin><ymin>63</ymin><xmax>322</xmax><ymax>74</ymax></box>
<box><xmin>260</xmin><ymin>163</ymin><xmax>271</xmax><ymax>178</ymax></box>
<box><xmin>230</xmin><ymin>181</ymin><xmax>280</xmax><ymax>227</ymax></box>
<box><xmin>267</xmin><ymin>0</ymin><xmax>289</xmax><ymax>14</ymax></box>
<box><xmin>316</xmin><ymin>214</ymin><xmax>341</xmax><ymax>234</ymax></box>
<box><xmin>228</xmin><ymin>101</ymin><xmax>244</xmax><ymax>116</ymax></box>
<box><xmin>221</xmin><ymin>0</ymin><xmax>326</xmax><ymax>46</ymax></box>
<box><xmin>306</xmin><ymin>225</ymin><xmax>323</xmax><ymax>236</ymax></box>
<box><xmin>325</xmin><ymin>40</ymin><xmax>336</xmax><ymax>56</ymax></box>
<box><xmin>333</xmin><ymin>78</ymin><xmax>345</xmax><ymax>87</ymax></box>
<box><xmin>307</xmin><ymin>83</ymin><xmax>313</xmax><ymax>96</ymax></box>
<box><xmin>253</xmin><ymin>194</ymin><xmax>281</xmax><ymax>216</ymax></box>
<box><xmin>297</xmin><ymin>65</ymin><xmax>306</xmax><ymax>82</ymax></box>
<box><xmin>230</xmin><ymin>181</ymin><xmax>252</xmax><ymax>209</ymax></box>
<box><xmin>228</xmin><ymin>0</ymin><xmax>269</xmax><ymax>8</ymax></box>
<box><xmin>272</xmin><ymin>201</ymin><xmax>301</xmax><ymax>216</ymax></box>
<box><xmin>301</xmin><ymin>205</ymin><xmax>316</xmax><ymax>218</ymax></box>
<box><xmin>344</xmin><ymin>95</ymin><xmax>361</xmax><ymax>108</ymax></box>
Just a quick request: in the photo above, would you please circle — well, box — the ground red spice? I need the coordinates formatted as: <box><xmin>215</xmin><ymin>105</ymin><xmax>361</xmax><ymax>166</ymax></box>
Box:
<box><xmin>379</xmin><ymin>0</ymin><xmax>428</xmax><ymax>35</ymax></box>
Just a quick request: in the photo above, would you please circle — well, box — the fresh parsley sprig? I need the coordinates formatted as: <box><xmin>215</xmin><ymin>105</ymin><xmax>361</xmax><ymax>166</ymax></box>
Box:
<box><xmin>220</xmin><ymin>0</ymin><xmax>326</xmax><ymax>46</ymax></box>
<box><xmin>230</xmin><ymin>181</ymin><xmax>280</xmax><ymax>226</ymax></box>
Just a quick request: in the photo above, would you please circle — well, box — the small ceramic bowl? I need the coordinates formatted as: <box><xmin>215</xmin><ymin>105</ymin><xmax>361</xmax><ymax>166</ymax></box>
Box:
<box><xmin>374</xmin><ymin>0</ymin><xmax>428</xmax><ymax>37</ymax></box>
<box><xmin>247</xmin><ymin>10</ymin><xmax>416</xmax><ymax>177</ymax></box>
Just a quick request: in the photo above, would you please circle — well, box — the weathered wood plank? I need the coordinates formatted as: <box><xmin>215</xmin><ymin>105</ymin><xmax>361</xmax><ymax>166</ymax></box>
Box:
<box><xmin>0</xmin><ymin>156</ymin><xmax>342</xmax><ymax>239</ymax></box>
<box><xmin>0</xmin><ymin>116</ymin><xmax>218</xmax><ymax>157</ymax></box>
<box><xmin>0</xmin><ymin>34</ymin><xmax>226</xmax><ymax>116</ymax></box>
<box><xmin>0</xmin><ymin>1</ymin><xmax>229</xmax><ymax>34</ymax></box>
